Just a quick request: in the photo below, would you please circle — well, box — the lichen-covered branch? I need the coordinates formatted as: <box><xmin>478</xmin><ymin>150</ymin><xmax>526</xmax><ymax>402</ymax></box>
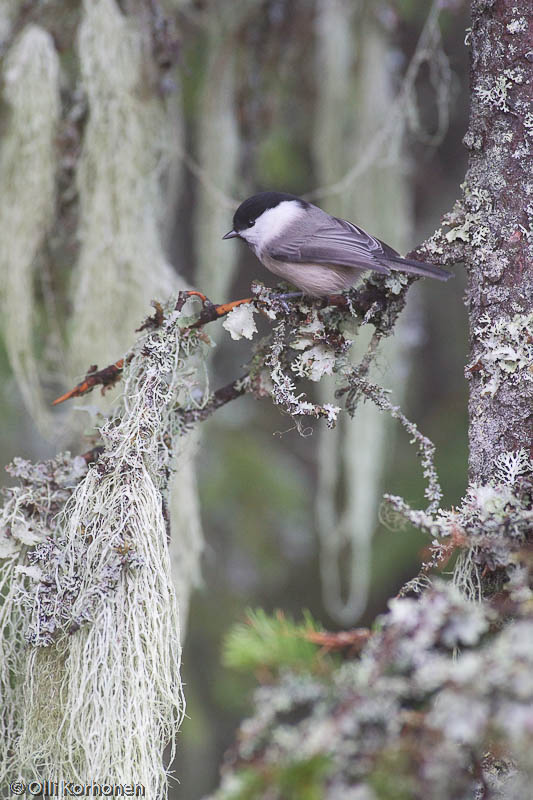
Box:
<box><xmin>338</xmin><ymin>375</ymin><xmax>443</xmax><ymax>513</ymax></box>
<box><xmin>209</xmin><ymin>580</ymin><xmax>533</xmax><ymax>800</ymax></box>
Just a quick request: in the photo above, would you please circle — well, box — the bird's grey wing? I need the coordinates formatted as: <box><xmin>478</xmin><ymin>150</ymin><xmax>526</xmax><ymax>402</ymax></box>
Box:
<box><xmin>268</xmin><ymin>214</ymin><xmax>396</xmax><ymax>274</ymax></box>
<box><xmin>269</xmin><ymin>212</ymin><xmax>452</xmax><ymax>281</ymax></box>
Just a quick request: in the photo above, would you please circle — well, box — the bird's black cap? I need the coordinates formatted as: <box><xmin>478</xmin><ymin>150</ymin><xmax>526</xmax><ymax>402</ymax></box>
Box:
<box><xmin>232</xmin><ymin>191</ymin><xmax>308</xmax><ymax>232</ymax></box>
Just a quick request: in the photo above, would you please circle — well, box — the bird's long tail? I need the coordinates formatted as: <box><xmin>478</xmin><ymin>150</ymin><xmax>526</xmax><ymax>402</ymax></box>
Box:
<box><xmin>383</xmin><ymin>255</ymin><xmax>453</xmax><ymax>282</ymax></box>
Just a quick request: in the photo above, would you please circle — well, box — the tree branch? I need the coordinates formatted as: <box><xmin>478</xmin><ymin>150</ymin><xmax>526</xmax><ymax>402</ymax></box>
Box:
<box><xmin>52</xmin><ymin>359</ymin><xmax>125</xmax><ymax>406</ymax></box>
<box><xmin>179</xmin><ymin>375</ymin><xmax>250</xmax><ymax>426</ymax></box>
<box><xmin>52</xmin><ymin>227</ymin><xmax>463</xmax><ymax>410</ymax></box>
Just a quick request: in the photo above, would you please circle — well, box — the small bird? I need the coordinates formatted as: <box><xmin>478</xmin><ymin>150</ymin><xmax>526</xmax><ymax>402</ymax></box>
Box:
<box><xmin>223</xmin><ymin>191</ymin><xmax>451</xmax><ymax>297</ymax></box>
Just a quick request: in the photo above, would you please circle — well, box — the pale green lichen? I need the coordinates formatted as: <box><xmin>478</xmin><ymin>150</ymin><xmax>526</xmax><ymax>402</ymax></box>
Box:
<box><xmin>428</xmin><ymin>184</ymin><xmax>494</xmax><ymax>249</ymax></box>
<box><xmin>493</xmin><ymin>447</ymin><xmax>533</xmax><ymax>485</ymax></box>
<box><xmin>0</xmin><ymin>25</ymin><xmax>60</xmax><ymax>435</ymax></box>
<box><xmin>291</xmin><ymin>343</ymin><xmax>337</xmax><ymax>382</ymax></box>
<box><xmin>70</xmin><ymin>0</ymin><xmax>180</xmax><ymax>379</ymax></box>
<box><xmin>291</xmin><ymin>310</ymin><xmax>326</xmax><ymax>351</ymax></box>
<box><xmin>504</xmin><ymin>66</ymin><xmax>526</xmax><ymax>84</ymax></box>
<box><xmin>0</xmin><ymin>452</ymin><xmax>89</xmax><ymax>782</ymax></box>
<box><xmin>512</xmin><ymin>140</ymin><xmax>530</xmax><ymax>161</ymax></box>
<box><xmin>524</xmin><ymin>113</ymin><xmax>533</xmax><ymax>136</ymax></box>
<box><xmin>470</xmin><ymin>226</ymin><xmax>490</xmax><ymax>247</ymax></box>
<box><xmin>468</xmin><ymin>311</ymin><xmax>533</xmax><ymax>396</ymax></box>
<box><xmin>445</xmin><ymin>221</ymin><xmax>472</xmax><ymax>243</ymax></box>
<box><xmin>222</xmin><ymin>303</ymin><xmax>258</xmax><ymax>341</ymax></box>
<box><xmin>474</xmin><ymin>74</ymin><xmax>513</xmax><ymax>113</ymax></box>
<box><xmin>382</xmin><ymin>272</ymin><xmax>409</xmax><ymax>295</ymax></box>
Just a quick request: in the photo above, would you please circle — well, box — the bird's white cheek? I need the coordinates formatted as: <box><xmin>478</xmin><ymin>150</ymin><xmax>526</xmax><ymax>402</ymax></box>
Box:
<box><xmin>240</xmin><ymin>228</ymin><xmax>264</xmax><ymax>256</ymax></box>
<box><xmin>240</xmin><ymin>229</ymin><xmax>258</xmax><ymax>245</ymax></box>
<box><xmin>242</xmin><ymin>202</ymin><xmax>307</xmax><ymax>253</ymax></box>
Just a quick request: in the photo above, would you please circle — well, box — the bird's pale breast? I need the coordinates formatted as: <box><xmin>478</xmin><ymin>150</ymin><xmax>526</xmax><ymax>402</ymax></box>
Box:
<box><xmin>261</xmin><ymin>254</ymin><xmax>363</xmax><ymax>297</ymax></box>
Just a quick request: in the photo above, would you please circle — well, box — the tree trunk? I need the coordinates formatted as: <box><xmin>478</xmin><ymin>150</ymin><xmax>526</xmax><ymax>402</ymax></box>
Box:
<box><xmin>465</xmin><ymin>0</ymin><xmax>532</xmax><ymax>485</ymax></box>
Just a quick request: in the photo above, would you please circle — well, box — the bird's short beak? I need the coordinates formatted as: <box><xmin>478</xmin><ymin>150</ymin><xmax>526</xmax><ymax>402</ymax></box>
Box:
<box><xmin>222</xmin><ymin>229</ymin><xmax>239</xmax><ymax>240</ymax></box>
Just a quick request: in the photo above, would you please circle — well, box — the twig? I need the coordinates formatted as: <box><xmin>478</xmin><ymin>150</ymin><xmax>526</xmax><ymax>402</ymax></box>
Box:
<box><xmin>80</xmin><ymin>446</ymin><xmax>105</xmax><ymax>465</ymax></box>
<box><xmin>52</xmin><ymin>293</ymin><xmax>251</xmax><ymax>405</ymax></box>
<box><xmin>51</xmin><ymin>254</ymin><xmax>440</xmax><ymax>409</ymax></box>
<box><xmin>77</xmin><ymin>375</ymin><xmax>250</xmax><ymax>467</ymax></box>
<box><xmin>338</xmin><ymin>376</ymin><xmax>443</xmax><ymax>513</ymax></box>
<box><xmin>304</xmin><ymin>628</ymin><xmax>370</xmax><ymax>656</ymax></box>
<box><xmin>179</xmin><ymin>375</ymin><xmax>249</xmax><ymax>426</ymax></box>
<box><xmin>135</xmin><ymin>300</ymin><xmax>165</xmax><ymax>332</ymax></box>
<box><xmin>52</xmin><ymin>359</ymin><xmax>125</xmax><ymax>406</ymax></box>
<box><xmin>188</xmin><ymin>295</ymin><xmax>254</xmax><ymax>328</ymax></box>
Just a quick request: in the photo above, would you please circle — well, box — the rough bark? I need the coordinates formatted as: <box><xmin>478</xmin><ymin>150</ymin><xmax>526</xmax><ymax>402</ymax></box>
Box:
<box><xmin>464</xmin><ymin>0</ymin><xmax>533</xmax><ymax>483</ymax></box>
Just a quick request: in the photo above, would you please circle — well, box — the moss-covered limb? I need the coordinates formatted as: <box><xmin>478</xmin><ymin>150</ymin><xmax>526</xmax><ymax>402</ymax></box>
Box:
<box><xmin>187</xmin><ymin>277</ymin><xmax>414</xmax><ymax>335</ymax></box>
<box><xmin>461</xmin><ymin>0</ymin><xmax>533</xmax><ymax>485</ymax></box>
<box><xmin>209</xmin><ymin>583</ymin><xmax>533</xmax><ymax>800</ymax></box>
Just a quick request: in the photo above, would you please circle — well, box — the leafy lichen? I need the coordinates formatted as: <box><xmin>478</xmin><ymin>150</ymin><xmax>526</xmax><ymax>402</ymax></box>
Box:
<box><xmin>467</xmin><ymin>311</ymin><xmax>533</xmax><ymax>397</ymax></box>
<box><xmin>222</xmin><ymin>303</ymin><xmax>258</xmax><ymax>341</ymax></box>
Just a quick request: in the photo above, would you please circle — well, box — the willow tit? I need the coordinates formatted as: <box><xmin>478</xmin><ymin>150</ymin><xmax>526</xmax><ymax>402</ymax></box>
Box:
<box><xmin>223</xmin><ymin>191</ymin><xmax>451</xmax><ymax>297</ymax></box>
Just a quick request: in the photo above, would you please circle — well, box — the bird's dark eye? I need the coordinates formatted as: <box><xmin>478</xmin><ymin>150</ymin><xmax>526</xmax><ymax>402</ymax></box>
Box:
<box><xmin>248</xmin><ymin>219</ymin><xmax>255</xmax><ymax>227</ymax></box>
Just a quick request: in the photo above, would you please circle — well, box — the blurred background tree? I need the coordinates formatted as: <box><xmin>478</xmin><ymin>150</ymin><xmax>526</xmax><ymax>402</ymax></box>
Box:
<box><xmin>0</xmin><ymin>1</ymin><xmax>470</xmax><ymax>797</ymax></box>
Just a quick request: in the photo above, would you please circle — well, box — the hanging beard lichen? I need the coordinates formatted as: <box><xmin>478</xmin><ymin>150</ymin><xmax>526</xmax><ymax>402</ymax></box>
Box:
<box><xmin>312</xmin><ymin>0</ymin><xmax>451</xmax><ymax>625</ymax></box>
<box><xmin>0</xmin><ymin>453</ymin><xmax>87</xmax><ymax>785</ymax></box>
<box><xmin>69</xmin><ymin>0</ymin><xmax>205</xmax><ymax>638</ymax></box>
<box><xmin>0</xmin><ymin>297</ymin><xmax>211</xmax><ymax>795</ymax></box>
<box><xmin>168</xmin><ymin>431</ymin><xmax>204</xmax><ymax>625</ymax></box>
<box><xmin>69</xmin><ymin>0</ymin><xmax>179</xmax><ymax>376</ymax></box>
<box><xmin>313</xmin><ymin>0</ymin><xmax>413</xmax><ymax>625</ymax></box>
<box><xmin>0</xmin><ymin>25</ymin><xmax>60</xmax><ymax>434</ymax></box>
<box><xmin>193</xmin><ymin>4</ymin><xmax>241</xmax><ymax>303</ymax></box>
